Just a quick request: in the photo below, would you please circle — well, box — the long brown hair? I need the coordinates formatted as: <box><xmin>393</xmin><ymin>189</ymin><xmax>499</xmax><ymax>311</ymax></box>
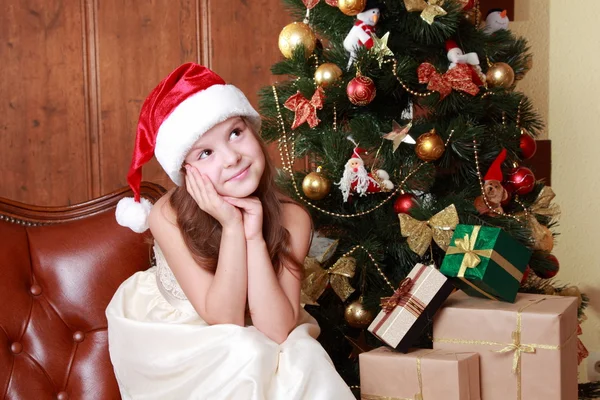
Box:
<box><xmin>169</xmin><ymin>125</ymin><xmax>305</xmax><ymax>277</ymax></box>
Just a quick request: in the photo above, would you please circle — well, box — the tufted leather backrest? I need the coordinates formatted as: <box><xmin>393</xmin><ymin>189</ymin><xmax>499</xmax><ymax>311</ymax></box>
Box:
<box><xmin>0</xmin><ymin>183</ymin><xmax>165</xmax><ymax>400</ymax></box>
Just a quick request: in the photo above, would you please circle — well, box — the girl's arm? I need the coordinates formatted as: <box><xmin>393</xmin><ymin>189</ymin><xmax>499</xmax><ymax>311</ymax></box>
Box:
<box><xmin>148</xmin><ymin>170</ymin><xmax>249</xmax><ymax>326</ymax></box>
<box><xmin>226</xmin><ymin>198</ymin><xmax>311</xmax><ymax>343</ymax></box>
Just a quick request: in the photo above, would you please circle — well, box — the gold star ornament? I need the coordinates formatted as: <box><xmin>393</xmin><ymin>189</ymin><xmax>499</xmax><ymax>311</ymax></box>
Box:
<box><xmin>383</xmin><ymin>120</ymin><xmax>415</xmax><ymax>152</ymax></box>
<box><xmin>370</xmin><ymin>32</ymin><xmax>394</xmax><ymax>67</ymax></box>
<box><xmin>404</xmin><ymin>0</ymin><xmax>447</xmax><ymax>25</ymax></box>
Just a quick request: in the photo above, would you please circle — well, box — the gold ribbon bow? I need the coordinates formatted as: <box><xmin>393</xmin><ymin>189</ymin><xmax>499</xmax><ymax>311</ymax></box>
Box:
<box><xmin>528</xmin><ymin>187</ymin><xmax>561</xmax><ymax>220</ymax></box>
<box><xmin>301</xmin><ymin>256</ymin><xmax>356</xmax><ymax>305</ymax></box>
<box><xmin>380</xmin><ymin>278</ymin><xmax>414</xmax><ymax>313</ymax></box>
<box><xmin>447</xmin><ymin>226</ymin><xmax>494</xmax><ymax>278</ymax></box>
<box><xmin>284</xmin><ymin>87</ymin><xmax>325</xmax><ymax>130</ymax></box>
<box><xmin>403</xmin><ymin>0</ymin><xmax>447</xmax><ymax>24</ymax></box>
<box><xmin>496</xmin><ymin>330</ymin><xmax>536</xmax><ymax>374</ymax></box>
<box><xmin>399</xmin><ymin>204</ymin><xmax>459</xmax><ymax>257</ymax></box>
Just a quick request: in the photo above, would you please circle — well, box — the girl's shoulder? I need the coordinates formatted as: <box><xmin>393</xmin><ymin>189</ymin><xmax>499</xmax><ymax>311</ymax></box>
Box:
<box><xmin>148</xmin><ymin>189</ymin><xmax>178</xmax><ymax>229</ymax></box>
<box><xmin>278</xmin><ymin>195</ymin><xmax>312</xmax><ymax>233</ymax></box>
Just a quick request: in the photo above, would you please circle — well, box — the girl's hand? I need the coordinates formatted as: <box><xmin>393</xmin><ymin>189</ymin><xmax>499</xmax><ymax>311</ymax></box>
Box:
<box><xmin>185</xmin><ymin>165</ymin><xmax>242</xmax><ymax>228</ymax></box>
<box><xmin>223</xmin><ymin>196</ymin><xmax>264</xmax><ymax>241</ymax></box>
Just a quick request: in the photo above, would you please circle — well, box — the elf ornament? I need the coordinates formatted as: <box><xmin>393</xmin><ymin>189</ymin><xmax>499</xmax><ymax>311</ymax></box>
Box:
<box><xmin>474</xmin><ymin>148</ymin><xmax>509</xmax><ymax>215</ymax></box>
<box><xmin>446</xmin><ymin>40</ymin><xmax>485</xmax><ymax>86</ymax></box>
<box><xmin>336</xmin><ymin>137</ymin><xmax>393</xmax><ymax>202</ymax></box>
<box><xmin>343</xmin><ymin>0</ymin><xmax>381</xmax><ymax>67</ymax></box>
<box><xmin>484</xmin><ymin>9</ymin><xmax>509</xmax><ymax>34</ymax></box>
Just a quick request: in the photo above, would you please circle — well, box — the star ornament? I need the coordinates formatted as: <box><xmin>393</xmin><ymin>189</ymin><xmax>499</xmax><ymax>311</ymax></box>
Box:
<box><xmin>383</xmin><ymin>120</ymin><xmax>415</xmax><ymax>152</ymax></box>
<box><xmin>370</xmin><ymin>32</ymin><xmax>394</xmax><ymax>67</ymax></box>
<box><xmin>404</xmin><ymin>0</ymin><xmax>447</xmax><ymax>25</ymax></box>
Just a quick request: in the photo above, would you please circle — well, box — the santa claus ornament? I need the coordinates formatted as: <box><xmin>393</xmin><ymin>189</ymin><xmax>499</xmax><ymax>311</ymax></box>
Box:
<box><xmin>336</xmin><ymin>137</ymin><xmax>393</xmax><ymax>202</ymax></box>
<box><xmin>484</xmin><ymin>9</ymin><xmax>509</xmax><ymax>34</ymax></box>
<box><xmin>343</xmin><ymin>0</ymin><xmax>382</xmax><ymax>68</ymax></box>
<box><xmin>446</xmin><ymin>39</ymin><xmax>486</xmax><ymax>86</ymax></box>
<box><xmin>474</xmin><ymin>148</ymin><xmax>510</xmax><ymax>215</ymax></box>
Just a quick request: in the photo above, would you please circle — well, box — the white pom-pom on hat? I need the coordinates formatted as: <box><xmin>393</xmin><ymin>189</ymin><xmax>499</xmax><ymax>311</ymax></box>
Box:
<box><xmin>116</xmin><ymin>63</ymin><xmax>261</xmax><ymax>233</ymax></box>
<box><xmin>116</xmin><ymin>197</ymin><xmax>153</xmax><ymax>233</ymax></box>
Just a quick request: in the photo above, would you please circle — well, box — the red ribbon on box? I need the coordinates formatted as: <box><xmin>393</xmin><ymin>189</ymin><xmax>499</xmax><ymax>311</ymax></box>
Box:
<box><xmin>417</xmin><ymin>62</ymin><xmax>480</xmax><ymax>99</ymax></box>
<box><xmin>373</xmin><ymin>265</ymin><xmax>428</xmax><ymax>334</ymax></box>
<box><xmin>284</xmin><ymin>87</ymin><xmax>325</xmax><ymax>129</ymax></box>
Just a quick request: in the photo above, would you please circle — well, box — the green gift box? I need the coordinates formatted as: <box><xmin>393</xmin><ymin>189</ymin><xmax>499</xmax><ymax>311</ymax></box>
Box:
<box><xmin>440</xmin><ymin>224</ymin><xmax>531</xmax><ymax>303</ymax></box>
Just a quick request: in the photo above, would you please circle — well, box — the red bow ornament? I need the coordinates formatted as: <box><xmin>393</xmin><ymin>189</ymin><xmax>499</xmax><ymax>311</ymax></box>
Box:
<box><xmin>284</xmin><ymin>87</ymin><xmax>325</xmax><ymax>129</ymax></box>
<box><xmin>380</xmin><ymin>278</ymin><xmax>414</xmax><ymax>313</ymax></box>
<box><xmin>417</xmin><ymin>62</ymin><xmax>480</xmax><ymax>99</ymax></box>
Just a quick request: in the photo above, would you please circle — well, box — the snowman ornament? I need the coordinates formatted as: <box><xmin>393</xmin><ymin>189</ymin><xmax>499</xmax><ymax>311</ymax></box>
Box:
<box><xmin>484</xmin><ymin>9</ymin><xmax>509</xmax><ymax>34</ymax></box>
<box><xmin>446</xmin><ymin>40</ymin><xmax>486</xmax><ymax>86</ymax></box>
<box><xmin>343</xmin><ymin>0</ymin><xmax>382</xmax><ymax>68</ymax></box>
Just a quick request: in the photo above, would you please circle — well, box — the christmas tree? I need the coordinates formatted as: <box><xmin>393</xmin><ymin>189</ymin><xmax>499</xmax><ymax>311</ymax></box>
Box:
<box><xmin>259</xmin><ymin>0</ymin><xmax>598</xmax><ymax>397</ymax></box>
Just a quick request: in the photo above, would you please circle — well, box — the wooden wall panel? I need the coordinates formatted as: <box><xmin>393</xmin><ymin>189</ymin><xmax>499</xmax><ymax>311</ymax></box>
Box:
<box><xmin>96</xmin><ymin>0</ymin><xmax>200</xmax><ymax>194</ymax></box>
<box><xmin>0</xmin><ymin>0</ymin><xmax>89</xmax><ymax>205</ymax></box>
<box><xmin>209</xmin><ymin>0</ymin><xmax>293</xmax><ymax>168</ymax></box>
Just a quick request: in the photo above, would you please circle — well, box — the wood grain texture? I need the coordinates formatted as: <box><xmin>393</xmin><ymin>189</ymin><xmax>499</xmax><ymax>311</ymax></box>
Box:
<box><xmin>0</xmin><ymin>0</ymin><xmax>89</xmax><ymax>206</ymax></box>
<box><xmin>0</xmin><ymin>182</ymin><xmax>165</xmax><ymax>224</ymax></box>
<box><xmin>96</xmin><ymin>0</ymin><xmax>199</xmax><ymax>194</ymax></box>
<box><xmin>208</xmin><ymin>0</ymin><xmax>293</xmax><ymax>167</ymax></box>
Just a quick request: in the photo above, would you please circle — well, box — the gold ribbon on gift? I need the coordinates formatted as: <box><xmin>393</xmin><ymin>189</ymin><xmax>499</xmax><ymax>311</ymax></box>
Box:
<box><xmin>361</xmin><ymin>350</ymin><xmax>455</xmax><ymax>400</ymax></box>
<box><xmin>301</xmin><ymin>256</ymin><xmax>356</xmax><ymax>305</ymax></box>
<box><xmin>445</xmin><ymin>225</ymin><xmax>524</xmax><ymax>301</ymax></box>
<box><xmin>434</xmin><ymin>297</ymin><xmax>578</xmax><ymax>400</ymax></box>
<box><xmin>399</xmin><ymin>204</ymin><xmax>459</xmax><ymax>257</ymax></box>
<box><xmin>403</xmin><ymin>0</ymin><xmax>447</xmax><ymax>24</ymax></box>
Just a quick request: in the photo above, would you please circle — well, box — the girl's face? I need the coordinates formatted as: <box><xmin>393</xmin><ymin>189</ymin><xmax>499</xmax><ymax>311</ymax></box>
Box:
<box><xmin>184</xmin><ymin>117</ymin><xmax>265</xmax><ymax>198</ymax></box>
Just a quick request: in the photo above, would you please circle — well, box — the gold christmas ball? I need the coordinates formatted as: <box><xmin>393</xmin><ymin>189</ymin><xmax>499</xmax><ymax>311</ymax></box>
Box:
<box><xmin>344</xmin><ymin>299</ymin><xmax>374</xmax><ymax>329</ymax></box>
<box><xmin>415</xmin><ymin>129</ymin><xmax>445</xmax><ymax>162</ymax></box>
<box><xmin>278</xmin><ymin>22</ymin><xmax>317</xmax><ymax>59</ymax></box>
<box><xmin>338</xmin><ymin>0</ymin><xmax>366</xmax><ymax>16</ymax></box>
<box><xmin>315</xmin><ymin>63</ymin><xmax>343</xmax><ymax>87</ymax></box>
<box><xmin>534</xmin><ymin>225</ymin><xmax>554</xmax><ymax>252</ymax></box>
<box><xmin>302</xmin><ymin>169</ymin><xmax>331</xmax><ymax>200</ymax></box>
<box><xmin>486</xmin><ymin>62</ymin><xmax>515</xmax><ymax>89</ymax></box>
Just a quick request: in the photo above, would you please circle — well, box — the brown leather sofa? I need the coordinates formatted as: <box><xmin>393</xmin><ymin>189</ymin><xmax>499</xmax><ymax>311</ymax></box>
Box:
<box><xmin>0</xmin><ymin>183</ymin><xmax>165</xmax><ymax>400</ymax></box>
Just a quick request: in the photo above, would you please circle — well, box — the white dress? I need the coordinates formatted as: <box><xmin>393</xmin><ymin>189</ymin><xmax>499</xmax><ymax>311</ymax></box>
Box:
<box><xmin>106</xmin><ymin>244</ymin><xmax>355</xmax><ymax>400</ymax></box>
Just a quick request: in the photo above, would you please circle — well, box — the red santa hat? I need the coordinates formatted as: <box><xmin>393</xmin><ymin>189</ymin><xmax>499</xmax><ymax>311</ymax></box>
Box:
<box><xmin>115</xmin><ymin>63</ymin><xmax>261</xmax><ymax>233</ymax></box>
<box><xmin>484</xmin><ymin>148</ymin><xmax>507</xmax><ymax>182</ymax></box>
<box><xmin>445</xmin><ymin>39</ymin><xmax>460</xmax><ymax>53</ymax></box>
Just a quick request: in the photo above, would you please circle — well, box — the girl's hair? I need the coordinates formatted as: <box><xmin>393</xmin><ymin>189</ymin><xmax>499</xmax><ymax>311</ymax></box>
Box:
<box><xmin>169</xmin><ymin>122</ymin><xmax>305</xmax><ymax>276</ymax></box>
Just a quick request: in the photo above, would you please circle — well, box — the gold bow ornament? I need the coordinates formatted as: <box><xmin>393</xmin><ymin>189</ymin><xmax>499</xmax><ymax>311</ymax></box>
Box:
<box><xmin>403</xmin><ymin>0</ymin><xmax>447</xmax><ymax>24</ymax></box>
<box><xmin>399</xmin><ymin>204</ymin><xmax>459</xmax><ymax>257</ymax></box>
<box><xmin>301</xmin><ymin>256</ymin><xmax>356</xmax><ymax>305</ymax></box>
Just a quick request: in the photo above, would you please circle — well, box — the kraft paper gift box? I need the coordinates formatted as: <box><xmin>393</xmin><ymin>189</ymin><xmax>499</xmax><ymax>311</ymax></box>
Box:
<box><xmin>368</xmin><ymin>264</ymin><xmax>455</xmax><ymax>352</ymax></box>
<box><xmin>440</xmin><ymin>224</ymin><xmax>531</xmax><ymax>302</ymax></box>
<box><xmin>359</xmin><ymin>347</ymin><xmax>481</xmax><ymax>400</ymax></box>
<box><xmin>433</xmin><ymin>291</ymin><xmax>578</xmax><ymax>400</ymax></box>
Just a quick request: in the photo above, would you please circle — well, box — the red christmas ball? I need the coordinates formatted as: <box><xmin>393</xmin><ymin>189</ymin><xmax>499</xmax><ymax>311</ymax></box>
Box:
<box><xmin>519</xmin><ymin>131</ymin><xmax>537</xmax><ymax>160</ymax></box>
<box><xmin>394</xmin><ymin>193</ymin><xmax>417</xmax><ymax>214</ymax></box>
<box><xmin>347</xmin><ymin>75</ymin><xmax>376</xmax><ymax>106</ymax></box>
<box><xmin>534</xmin><ymin>254</ymin><xmax>560</xmax><ymax>279</ymax></box>
<box><xmin>506</xmin><ymin>166</ymin><xmax>536</xmax><ymax>195</ymax></box>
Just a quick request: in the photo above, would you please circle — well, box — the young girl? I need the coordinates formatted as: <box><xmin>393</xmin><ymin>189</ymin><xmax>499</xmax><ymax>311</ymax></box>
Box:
<box><xmin>106</xmin><ymin>63</ymin><xmax>355</xmax><ymax>400</ymax></box>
